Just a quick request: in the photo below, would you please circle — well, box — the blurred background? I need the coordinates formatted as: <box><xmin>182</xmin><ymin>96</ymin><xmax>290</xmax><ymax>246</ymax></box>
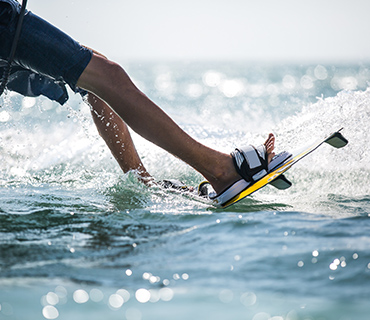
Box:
<box><xmin>27</xmin><ymin>0</ymin><xmax>370</xmax><ymax>63</ymax></box>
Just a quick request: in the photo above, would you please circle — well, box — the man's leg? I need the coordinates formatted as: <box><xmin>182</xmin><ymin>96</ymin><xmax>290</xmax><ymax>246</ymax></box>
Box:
<box><xmin>87</xmin><ymin>93</ymin><xmax>153</xmax><ymax>184</ymax></box>
<box><xmin>77</xmin><ymin>54</ymin><xmax>275</xmax><ymax>194</ymax></box>
<box><xmin>77</xmin><ymin>54</ymin><xmax>239</xmax><ymax>194</ymax></box>
<box><xmin>1</xmin><ymin>3</ymin><xmax>274</xmax><ymax>195</ymax></box>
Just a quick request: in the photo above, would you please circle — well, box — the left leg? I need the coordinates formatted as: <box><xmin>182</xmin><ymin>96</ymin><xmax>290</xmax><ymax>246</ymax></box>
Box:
<box><xmin>86</xmin><ymin>93</ymin><xmax>153</xmax><ymax>184</ymax></box>
<box><xmin>77</xmin><ymin>55</ymin><xmax>277</xmax><ymax>194</ymax></box>
<box><xmin>82</xmin><ymin>48</ymin><xmax>152</xmax><ymax>183</ymax></box>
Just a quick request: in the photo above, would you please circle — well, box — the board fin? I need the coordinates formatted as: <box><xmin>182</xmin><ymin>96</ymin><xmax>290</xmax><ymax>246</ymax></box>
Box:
<box><xmin>269</xmin><ymin>174</ymin><xmax>292</xmax><ymax>190</ymax></box>
<box><xmin>324</xmin><ymin>129</ymin><xmax>348</xmax><ymax>148</ymax></box>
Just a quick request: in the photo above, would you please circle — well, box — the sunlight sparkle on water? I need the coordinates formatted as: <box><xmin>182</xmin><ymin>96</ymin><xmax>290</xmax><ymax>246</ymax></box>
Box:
<box><xmin>0</xmin><ymin>110</ymin><xmax>10</xmax><ymax>122</ymax></box>
<box><xmin>46</xmin><ymin>292</ymin><xmax>59</xmax><ymax>305</ymax></box>
<box><xmin>219</xmin><ymin>289</ymin><xmax>234</xmax><ymax>303</ymax></box>
<box><xmin>159</xmin><ymin>288</ymin><xmax>174</xmax><ymax>302</ymax></box>
<box><xmin>22</xmin><ymin>97</ymin><xmax>36</xmax><ymax>109</ymax></box>
<box><xmin>55</xmin><ymin>286</ymin><xmax>67</xmax><ymax>304</ymax></box>
<box><xmin>329</xmin><ymin>257</ymin><xmax>347</xmax><ymax>271</ymax></box>
<box><xmin>142</xmin><ymin>272</ymin><xmax>151</xmax><ymax>280</ymax></box>
<box><xmin>149</xmin><ymin>289</ymin><xmax>161</xmax><ymax>303</ymax></box>
<box><xmin>42</xmin><ymin>305</ymin><xmax>59</xmax><ymax>320</ymax></box>
<box><xmin>149</xmin><ymin>275</ymin><xmax>161</xmax><ymax>284</ymax></box>
<box><xmin>331</xmin><ymin>76</ymin><xmax>358</xmax><ymax>91</ymax></box>
<box><xmin>90</xmin><ymin>288</ymin><xmax>104</xmax><ymax>302</ymax></box>
<box><xmin>135</xmin><ymin>287</ymin><xmax>174</xmax><ymax>303</ymax></box>
<box><xmin>108</xmin><ymin>294</ymin><xmax>124</xmax><ymax>309</ymax></box>
<box><xmin>240</xmin><ymin>292</ymin><xmax>257</xmax><ymax>306</ymax></box>
<box><xmin>142</xmin><ymin>272</ymin><xmax>161</xmax><ymax>284</ymax></box>
<box><xmin>300</xmin><ymin>75</ymin><xmax>314</xmax><ymax>89</ymax></box>
<box><xmin>135</xmin><ymin>289</ymin><xmax>151</xmax><ymax>303</ymax></box>
<box><xmin>202</xmin><ymin>70</ymin><xmax>222</xmax><ymax>87</ymax></box>
<box><xmin>219</xmin><ymin>79</ymin><xmax>245</xmax><ymax>98</ymax></box>
<box><xmin>73</xmin><ymin>289</ymin><xmax>89</xmax><ymax>304</ymax></box>
<box><xmin>314</xmin><ymin>65</ymin><xmax>328</xmax><ymax>80</ymax></box>
<box><xmin>116</xmin><ymin>289</ymin><xmax>130</xmax><ymax>302</ymax></box>
<box><xmin>282</xmin><ymin>75</ymin><xmax>296</xmax><ymax>89</ymax></box>
<box><xmin>182</xmin><ymin>273</ymin><xmax>189</xmax><ymax>280</ymax></box>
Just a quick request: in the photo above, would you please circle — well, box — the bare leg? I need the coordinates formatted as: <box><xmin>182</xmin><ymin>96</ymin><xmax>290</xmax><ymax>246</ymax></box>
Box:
<box><xmin>86</xmin><ymin>93</ymin><xmax>153</xmax><ymax>184</ymax></box>
<box><xmin>88</xmin><ymin>92</ymin><xmax>275</xmax><ymax>190</ymax></box>
<box><xmin>77</xmin><ymin>54</ymin><xmax>274</xmax><ymax>194</ymax></box>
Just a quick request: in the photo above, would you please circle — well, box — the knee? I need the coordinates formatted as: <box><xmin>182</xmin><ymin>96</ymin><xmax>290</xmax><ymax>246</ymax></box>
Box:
<box><xmin>97</xmin><ymin>58</ymin><xmax>139</xmax><ymax>94</ymax></box>
<box><xmin>78</xmin><ymin>54</ymin><xmax>137</xmax><ymax>94</ymax></box>
<box><xmin>98</xmin><ymin>59</ymin><xmax>124</xmax><ymax>82</ymax></box>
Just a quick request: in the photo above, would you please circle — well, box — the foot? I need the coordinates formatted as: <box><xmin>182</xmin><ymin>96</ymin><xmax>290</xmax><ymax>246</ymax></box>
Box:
<box><xmin>264</xmin><ymin>133</ymin><xmax>276</xmax><ymax>163</ymax></box>
<box><xmin>207</xmin><ymin>133</ymin><xmax>276</xmax><ymax>194</ymax></box>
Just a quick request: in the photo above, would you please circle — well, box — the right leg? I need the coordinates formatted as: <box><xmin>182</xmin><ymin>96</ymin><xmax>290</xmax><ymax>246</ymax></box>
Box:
<box><xmin>77</xmin><ymin>54</ymin><xmax>241</xmax><ymax>194</ymax></box>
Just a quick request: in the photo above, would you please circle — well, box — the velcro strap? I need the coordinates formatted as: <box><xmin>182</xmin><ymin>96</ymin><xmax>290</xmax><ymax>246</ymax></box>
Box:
<box><xmin>241</xmin><ymin>145</ymin><xmax>262</xmax><ymax>169</ymax></box>
<box><xmin>231</xmin><ymin>145</ymin><xmax>268</xmax><ymax>183</ymax></box>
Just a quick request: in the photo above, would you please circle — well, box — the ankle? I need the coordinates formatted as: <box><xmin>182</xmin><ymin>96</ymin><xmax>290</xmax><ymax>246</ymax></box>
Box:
<box><xmin>206</xmin><ymin>154</ymin><xmax>240</xmax><ymax>194</ymax></box>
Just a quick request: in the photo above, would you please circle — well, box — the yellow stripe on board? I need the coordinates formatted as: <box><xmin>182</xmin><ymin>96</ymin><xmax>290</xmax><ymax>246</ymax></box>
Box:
<box><xmin>220</xmin><ymin>138</ymin><xmax>325</xmax><ymax>208</ymax></box>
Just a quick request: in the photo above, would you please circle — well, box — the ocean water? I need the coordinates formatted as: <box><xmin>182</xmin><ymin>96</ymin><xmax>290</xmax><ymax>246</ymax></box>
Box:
<box><xmin>1</xmin><ymin>61</ymin><xmax>370</xmax><ymax>320</ymax></box>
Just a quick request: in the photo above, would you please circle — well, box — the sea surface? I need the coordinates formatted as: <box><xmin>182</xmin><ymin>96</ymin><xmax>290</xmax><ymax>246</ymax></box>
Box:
<box><xmin>1</xmin><ymin>61</ymin><xmax>370</xmax><ymax>320</ymax></box>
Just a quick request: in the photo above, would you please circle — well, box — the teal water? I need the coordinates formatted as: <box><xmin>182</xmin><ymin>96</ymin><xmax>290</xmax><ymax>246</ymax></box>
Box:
<box><xmin>1</xmin><ymin>62</ymin><xmax>370</xmax><ymax>320</ymax></box>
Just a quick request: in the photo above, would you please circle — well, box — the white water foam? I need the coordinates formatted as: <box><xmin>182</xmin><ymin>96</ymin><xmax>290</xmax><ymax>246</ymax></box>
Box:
<box><xmin>257</xmin><ymin>88</ymin><xmax>370</xmax><ymax>215</ymax></box>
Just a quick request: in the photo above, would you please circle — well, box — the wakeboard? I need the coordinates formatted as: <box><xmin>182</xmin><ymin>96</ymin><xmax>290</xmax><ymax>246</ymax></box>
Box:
<box><xmin>217</xmin><ymin>129</ymin><xmax>348</xmax><ymax>208</ymax></box>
